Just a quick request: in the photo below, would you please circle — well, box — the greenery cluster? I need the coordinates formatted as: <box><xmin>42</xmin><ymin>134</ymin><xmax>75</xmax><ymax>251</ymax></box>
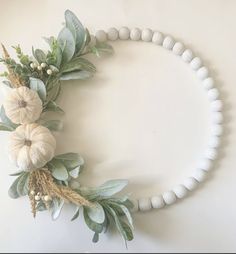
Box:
<box><xmin>1</xmin><ymin>10</ymin><xmax>134</xmax><ymax>244</ymax></box>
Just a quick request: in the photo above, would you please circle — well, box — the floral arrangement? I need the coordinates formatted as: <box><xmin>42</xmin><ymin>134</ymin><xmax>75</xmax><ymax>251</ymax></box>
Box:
<box><xmin>0</xmin><ymin>10</ymin><xmax>134</xmax><ymax>244</ymax></box>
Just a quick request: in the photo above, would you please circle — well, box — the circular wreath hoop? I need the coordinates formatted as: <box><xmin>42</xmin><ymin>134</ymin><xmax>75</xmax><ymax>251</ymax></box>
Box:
<box><xmin>0</xmin><ymin>10</ymin><xmax>223</xmax><ymax>244</ymax></box>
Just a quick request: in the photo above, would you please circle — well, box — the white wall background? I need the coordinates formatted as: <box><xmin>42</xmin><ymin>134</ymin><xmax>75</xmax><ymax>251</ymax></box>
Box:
<box><xmin>0</xmin><ymin>0</ymin><xmax>235</xmax><ymax>252</ymax></box>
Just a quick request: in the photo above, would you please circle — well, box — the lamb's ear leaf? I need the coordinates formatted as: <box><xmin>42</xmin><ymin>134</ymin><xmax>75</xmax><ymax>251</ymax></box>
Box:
<box><xmin>71</xmin><ymin>207</ymin><xmax>80</xmax><ymax>221</ymax></box>
<box><xmin>83</xmin><ymin>208</ymin><xmax>104</xmax><ymax>234</ymax></box>
<box><xmin>33</xmin><ymin>49</ymin><xmax>47</xmax><ymax>63</ymax></box>
<box><xmin>0</xmin><ymin>106</ymin><xmax>18</xmax><ymax>130</ymax></box>
<box><xmin>29</xmin><ymin>77</ymin><xmax>47</xmax><ymax>102</ymax></box>
<box><xmin>51</xmin><ymin>199</ymin><xmax>65</xmax><ymax>220</ymax></box>
<box><xmin>92</xmin><ymin>232</ymin><xmax>99</xmax><ymax>243</ymax></box>
<box><xmin>65</xmin><ymin>10</ymin><xmax>86</xmax><ymax>54</ymax></box>
<box><xmin>48</xmin><ymin>160</ymin><xmax>69</xmax><ymax>181</ymax></box>
<box><xmin>0</xmin><ymin>122</ymin><xmax>13</xmax><ymax>131</ymax></box>
<box><xmin>60</xmin><ymin>70</ymin><xmax>93</xmax><ymax>81</ymax></box>
<box><xmin>86</xmin><ymin>202</ymin><xmax>106</xmax><ymax>224</ymax></box>
<box><xmin>44</xmin><ymin>101</ymin><xmax>64</xmax><ymax>114</ymax></box>
<box><xmin>8</xmin><ymin>172</ymin><xmax>29</xmax><ymax>199</ymax></box>
<box><xmin>57</xmin><ymin>27</ymin><xmax>75</xmax><ymax>63</ymax></box>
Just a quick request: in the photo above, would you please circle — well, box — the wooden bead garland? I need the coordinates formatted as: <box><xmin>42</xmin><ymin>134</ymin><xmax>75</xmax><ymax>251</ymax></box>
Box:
<box><xmin>95</xmin><ymin>27</ymin><xmax>223</xmax><ymax>213</ymax></box>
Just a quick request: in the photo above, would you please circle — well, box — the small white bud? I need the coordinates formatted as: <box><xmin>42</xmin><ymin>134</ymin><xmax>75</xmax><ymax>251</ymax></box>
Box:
<box><xmin>35</xmin><ymin>195</ymin><xmax>41</xmax><ymax>201</ymax></box>
<box><xmin>30</xmin><ymin>190</ymin><xmax>35</xmax><ymax>196</ymax></box>
<box><xmin>43</xmin><ymin>195</ymin><xmax>51</xmax><ymax>202</ymax></box>
<box><xmin>33</xmin><ymin>63</ymin><xmax>38</xmax><ymax>68</ymax></box>
<box><xmin>47</xmin><ymin>69</ymin><xmax>53</xmax><ymax>75</ymax></box>
<box><xmin>37</xmin><ymin>66</ymin><xmax>42</xmax><ymax>71</ymax></box>
<box><xmin>30</xmin><ymin>63</ymin><xmax>35</xmax><ymax>69</ymax></box>
<box><xmin>41</xmin><ymin>62</ymin><xmax>47</xmax><ymax>68</ymax></box>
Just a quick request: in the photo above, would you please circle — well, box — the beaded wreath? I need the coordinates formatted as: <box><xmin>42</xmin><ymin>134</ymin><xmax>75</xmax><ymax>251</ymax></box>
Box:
<box><xmin>0</xmin><ymin>10</ymin><xmax>223</xmax><ymax>244</ymax></box>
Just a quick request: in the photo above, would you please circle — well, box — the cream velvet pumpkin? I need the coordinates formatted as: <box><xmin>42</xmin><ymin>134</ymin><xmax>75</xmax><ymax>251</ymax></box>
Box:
<box><xmin>9</xmin><ymin>123</ymin><xmax>56</xmax><ymax>171</ymax></box>
<box><xmin>4</xmin><ymin>86</ymin><xmax>43</xmax><ymax>125</ymax></box>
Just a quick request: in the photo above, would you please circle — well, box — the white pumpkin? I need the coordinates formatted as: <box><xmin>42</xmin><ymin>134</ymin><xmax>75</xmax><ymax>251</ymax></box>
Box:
<box><xmin>9</xmin><ymin>123</ymin><xmax>56</xmax><ymax>171</ymax></box>
<box><xmin>4</xmin><ymin>86</ymin><xmax>43</xmax><ymax>124</ymax></box>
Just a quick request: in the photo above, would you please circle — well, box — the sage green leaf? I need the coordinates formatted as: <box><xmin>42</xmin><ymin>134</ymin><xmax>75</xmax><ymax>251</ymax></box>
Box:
<box><xmin>58</xmin><ymin>27</ymin><xmax>75</xmax><ymax>63</ymax></box>
<box><xmin>120</xmin><ymin>220</ymin><xmax>134</xmax><ymax>241</ymax></box>
<box><xmin>86</xmin><ymin>202</ymin><xmax>105</xmax><ymax>224</ymax></box>
<box><xmin>106</xmin><ymin>206</ymin><xmax>133</xmax><ymax>241</ymax></box>
<box><xmin>43</xmin><ymin>36</ymin><xmax>56</xmax><ymax>48</ymax></box>
<box><xmin>95</xmin><ymin>180</ymin><xmax>129</xmax><ymax>197</ymax></box>
<box><xmin>92</xmin><ymin>232</ymin><xmax>99</xmax><ymax>243</ymax></box>
<box><xmin>0</xmin><ymin>122</ymin><xmax>13</xmax><ymax>131</ymax></box>
<box><xmin>36</xmin><ymin>201</ymin><xmax>47</xmax><ymax>212</ymax></box>
<box><xmin>17</xmin><ymin>172</ymin><xmax>29</xmax><ymax>196</ymax></box>
<box><xmin>41</xmin><ymin>120</ymin><xmax>63</xmax><ymax>131</ymax></box>
<box><xmin>61</xmin><ymin>57</ymin><xmax>96</xmax><ymax>73</ymax></box>
<box><xmin>46</xmin><ymin>81</ymin><xmax>61</xmax><ymax>102</ymax></box>
<box><xmin>83</xmin><ymin>208</ymin><xmax>104</xmax><ymax>233</ymax></box>
<box><xmin>44</xmin><ymin>101</ymin><xmax>64</xmax><ymax>113</ymax></box>
<box><xmin>48</xmin><ymin>160</ymin><xmax>69</xmax><ymax>181</ymax></box>
<box><xmin>55</xmin><ymin>153</ymin><xmax>84</xmax><ymax>169</ymax></box>
<box><xmin>29</xmin><ymin>77</ymin><xmax>47</xmax><ymax>102</ymax></box>
<box><xmin>80</xmin><ymin>180</ymin><xmax>129</xmax><ymax>200</ymax></box>
<box><xmin>34</xmin><ymin>49</ymin><xmax>47</xmax><ymax>63</ymax></box>
<box><xmin>8</xmin><ymin>174</ymin><xmax>22</xmax><ymax>199</ymax></box>
<box><xmin>71</xmin><ymin>207</ymin><xmax>80</xmax><ymax>221</ymax></box>
<box><xmin>110</xmin><ymin>203</ymin><xmax>134</xmax><ymax>229</ymax></box>
<box><xmin>0</xmin><ymin>106</ymin><xmax>18</xmax><ymax>130</ymax></box>
<box><xmin>9</xmin><ymin>170</ymin><xmax>24</xmax><ymax>176</ymax></box>
<box><xmin>60</xmin><ymin>70</ymin><xmax>93</xmax><ymax>81</ymax></box>
<box><xmin>51</xmin><ymin>199</ymin><xmax>64</xmax><ymax>220</ymax></box>
<box><xmin>65</xmin><ymin>10</ymin><xmax>86</xmax><ymax>53</ymax></box>
<box><xmin>49</xmin><ymin>65</ymin><xmax>59</xmax><ymax>73</ymax></box>
<box><xmin>2</xmin><ymin>80</ymin><xmax>11</xmax><ymax>87</ymax></box>
<box><xmin>91</xmin><ymin>42</ymin><xmax>114</xmax><ymax>57</ymax></box>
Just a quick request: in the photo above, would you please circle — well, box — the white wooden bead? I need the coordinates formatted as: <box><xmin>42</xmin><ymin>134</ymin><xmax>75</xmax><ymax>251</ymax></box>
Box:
<box><xmin>212</xmin><ymin>124</ymin><xmax>223</xmax><ymax>136</ymax></box>
<box><xmin>190</xmin><ymin>57</ymin><xmax>202</xmax><ymax>70</ymax></box>
<box><xmin>95</xmin><ymin>30</ymin><xmax>107</xmax><ymax>42</ymax></box>
<box><xmin>130</xmin><ymin>28</ymin><xmax>141</xmax><ymax>41</ymax></box>
<box><xmin>211</xmin><ymin>100</ymin><xmax>223</xmax><ymax>112</ymax></box>
<box><xmin>141</xmin><ymin>28</ymin><xmax>153</xmax><ymax>42</ymax></box>
<box><xmin>193</xmin><ymin>169</ymin><xmax>207</xmax><ymax>182</ymax></box>
<box><xmin>203</xmin><ymin>77</ymin><xmax>214</xmax><ymax>90</ymax></box>
<box><xmin>131</xmin><ymin>199</ymin><xmax>139</xmax><ymax>213</ymax></box>
<box><xmin>212</xmin><ymin>112</ymin><xmax>223</xmax><ymax>124</ymax></box>
<box><xmin>152</xmin><ymin>31</ymin><xmax>164</xmax><ymax>45</ymax></box>
<box><xmin>183</xmin><ymin>177</ymin><xmax>198</xmax><ymax>190</ymax></box>
<box><xmin>162</xmin><ymin>191</ymin><xmax>177</xmax><ymax>205</ymax></box>
<box><xmin>182</xmin><ymin>49</ymin><xmax>193</xmax><ymax>62</ymax></box>
<box><xmin>198</xmin><ymin>158</ymin><xmax>212</xmax><ymax>171</ymax></box>
<box><xmin>208</xmin><ymin>88</ymin><xmax>219</xmax><ymax>101</ymax></box>
<box><xmin>173</xmin><ymin>42</ymin><xmax>185</xmax><ymax>55</ymax></box>
<box><xmin>209</xmin><ymin>136</ymin><xmax>220</xmax><ymax>148</ymax></box>
<box><xmin>107</xmin><ymin>27</ymin><xmax>119</xmax><ymax>41</ymax></box>
<box><xmin>197</xmin><ymin>66</ymin><xmax>209</xmax><ymax>80</ymax></box>
<box><xmin>205</xmin><ymin>148</ymin><xmax>218</xmax><ymax>160</ymax></box>
<box><xmin>163</xmin><ymin>36</ymin><xmax>175</xmax><ymax>50</ymax></box>
<box><xmin>138</xmin><ymin>198</ymin><xmax>152</xmax><ymax>212</ymax></box>
<box><xmin>151</xmin><ymin>195</ymin><xmax>165</xmax><ymax>209</ymax></box>
<box><xmin>119</xmin><ymin>27</ymin><xmax>130</xmax><ymax>40</ymax></box>
<box><xmin>173</xmin><ymin>185</ymin><xmax>188</xmax><ymax>199</ymax></box>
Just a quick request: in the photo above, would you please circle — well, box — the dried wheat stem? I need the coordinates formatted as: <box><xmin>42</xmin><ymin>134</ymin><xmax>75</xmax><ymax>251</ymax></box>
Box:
<box><xmin>28</xmin><ymin>169</ymin><xmax>92</xmax><ymax>217</ymax></box>
<box><xmin>1</xmin><ymin>44</ymin><xmax>25</xmax><ymax>87</ymax></box>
